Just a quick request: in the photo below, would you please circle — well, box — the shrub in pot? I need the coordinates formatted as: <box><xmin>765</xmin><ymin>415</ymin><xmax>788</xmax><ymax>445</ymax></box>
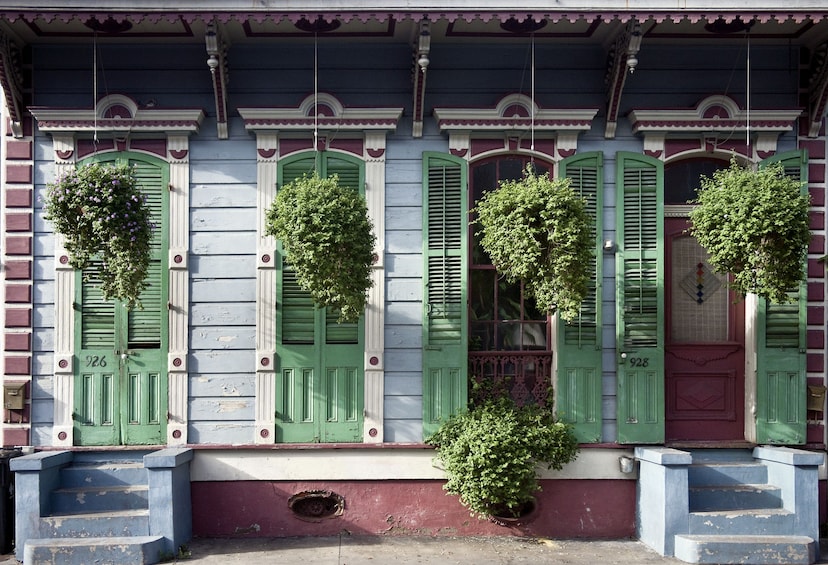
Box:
<box><xmin>426</xmin><ymin>397</ymin><xmax>579</xmax><ymax>520</ymax></box>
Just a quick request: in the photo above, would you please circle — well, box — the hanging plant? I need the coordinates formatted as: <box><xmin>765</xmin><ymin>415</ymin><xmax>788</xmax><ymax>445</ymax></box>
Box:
<box><xmin>265</xmin><ymin>172</ymin><xmax>375</xmax><ymax>323</ymax></box>
<box><xmin>689</xmin><ymin>159</ymin><xmax>810</xmax><ymax>303</ymax></box>
<box><xmin>43</xmin><ymin>162</ymin><xmax>154</xmax><ymax>309</ymax></box>
<box><xmin>473</xmin><ymin>166</ymin><xmax>593</xmax><ymax>322</ymax></box>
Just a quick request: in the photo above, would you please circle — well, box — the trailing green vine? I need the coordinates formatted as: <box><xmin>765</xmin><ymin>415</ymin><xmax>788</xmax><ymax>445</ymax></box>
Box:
<box><xmin>265</xmin><ymin>172</ymin><xmax>375</xmax><ymax>323</ymax></box>
<box><xmin>43</xmin><ymin>162</ymin><xmax>153</xmax><ymax>308</ymax></box>
<box><xmin>690</xmin><ymin>159</ymin><xmax>810</xmax><ymax>303</ymax></box>
<box><xmin>473</xmin><ymin>166</ymin><xmax>593</xmax><ymax>322</ymax></box>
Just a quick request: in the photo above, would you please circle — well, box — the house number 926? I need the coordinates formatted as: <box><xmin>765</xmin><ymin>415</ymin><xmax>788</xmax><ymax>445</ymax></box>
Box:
<box><xmin>85</xmin><ymin>355</ymin><xmax>107</xmax><ymax>368</ymax></box>
<box><xmin>629</xmin><ymin>357</ymin><xmax>649</xmax><ymax>367</ymax></box>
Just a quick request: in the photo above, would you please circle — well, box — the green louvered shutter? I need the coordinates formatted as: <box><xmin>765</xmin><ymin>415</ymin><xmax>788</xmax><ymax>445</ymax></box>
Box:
<box><xmin>74</xmin><ymin>153</ymin><xmax>168</xmax><ymax>446</ymax></box>
<box><xmin>557</xmin><ymin>152</ymin><xmax>603</xmax><ymax>443</ymax></box>
<box><xmin>422</xmin><ymin>152</ymin><xmax>468</xmax><ymax>438</ymax></box>
<box><xmin>275</xmin><ymin>152</ymin><xmax>364</xmax><ymax>443</ymax></box>
<box><xmin>756</xmin><ymin>150</ymin><xmax>808</xmax><ymax>444</ymax></box>
<box><xmin>616</xmin><ymin>152</ymin><xmax>665</xmax><ymax>444</ymax></box>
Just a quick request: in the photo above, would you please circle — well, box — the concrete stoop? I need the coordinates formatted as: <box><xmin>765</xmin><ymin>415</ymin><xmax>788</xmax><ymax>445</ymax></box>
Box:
<box><xmin>636</xmin><ymin>447</ymin><xmax>823</xmax><ymax>565</ymax></box>
<box><xmin>674</xmin><ymin>534</ymin><xmax>817</xmax><ymax>565</ymax></box>
<box><xmin>23</xmin><ymin>535</ymin><xmax>166</xmax><ymax>565</ymax></box>
<box><xmin>12</xmin><ymin>448</ymin><xmax>194</xmax><ymax>565</ymax></box>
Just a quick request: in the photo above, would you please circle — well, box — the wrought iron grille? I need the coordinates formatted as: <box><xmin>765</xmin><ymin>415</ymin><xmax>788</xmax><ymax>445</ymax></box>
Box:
<box><xmin>468</xmin><ymin>351</ymin><xmax>553</xmax><ymax>408</ymax></box>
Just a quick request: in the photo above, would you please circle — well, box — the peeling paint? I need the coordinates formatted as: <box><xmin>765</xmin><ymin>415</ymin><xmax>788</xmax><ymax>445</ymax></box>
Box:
<box><xmin>216</xmin><ymin>400</ymin><xmax>246</xmax><ymax>413</ymax></box>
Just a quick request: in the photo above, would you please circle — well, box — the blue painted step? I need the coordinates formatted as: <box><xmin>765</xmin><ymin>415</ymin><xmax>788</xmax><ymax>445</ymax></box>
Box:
<box><xmin>59</xmin><ymin>460</ymin><xmax>147</xmax><ymax>489</ymax></box>
<box><xmin>689</xmin><ymin>484</ymin><xmax>782</xmax><ymax>512</ymax></box>
<box><xmin>688</xmin><ymin>508</ymin><xmax>795</xmax><ymax>536</ymax></box>
<box><xmin>688</xmin><ymin>462</ymin><xmax>768</xmax><ymax>486</ymax></box>
<box><xmin>40</xmin><ymin>509</ymin><xmax>150</xmax><ymax>538</ymax></box>
<box><xmin>51</xmin><ymin>484</ymin><xmax>149</xmax><ymax>513</ymax></box>
<box><xmin>674</xmin><ymin>534</ymin><xmax>817</xmax><ymax>565</ymax></box>
<box><xmin>24</xmin><ymin>535</ymin><xmax>165</xmax><ymax>565</ymax></box>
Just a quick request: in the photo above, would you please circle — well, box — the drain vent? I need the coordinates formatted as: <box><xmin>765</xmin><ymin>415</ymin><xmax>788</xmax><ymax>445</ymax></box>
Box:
<box><xmin>288</xmin><ymin>490</ymin><xmax>345</xmax><ymax>522</ymax></box>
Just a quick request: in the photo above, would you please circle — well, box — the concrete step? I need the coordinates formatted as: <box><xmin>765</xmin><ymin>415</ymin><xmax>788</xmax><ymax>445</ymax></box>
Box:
<box><xmin>24</xmin><ymin>535</ymin><xmax>166</xmax><ymax>565</ymax></box>
<box><xmin>689</xmin><ymin>449</ymin><xmax>756</xmax><ymax>463</ymax></box>
<box><xmin>50</xmin><ymin>484</ymin><xmax>149</xmax><ymax>514</ymax></box>
<box><xmin>40</xmin><ymin>509</ymin><xmax>150</xmax><ymax>538</ymax></box>
<box><xmin>674</xmin><ymin>534</ymin><xmax>817</xmax><ymax>564</ymax></box>
<box><xmin>688</xmin><ymin>462</ymin><xmax>768</xmax><ymax>487</ymax></box>
<box><xmin>689</xmin><ymin>484</ymin><xmax>782</xmax><ymax>512</ymax></box>
<box><xmin>59</xmin><ymin>461</ymin><xmax>147</xmax><ymax>488</ymax></box>
<box><xmin>688</xmin><ymin>508</ymin><xmax>795</xmax><ymax>535</ymax></box>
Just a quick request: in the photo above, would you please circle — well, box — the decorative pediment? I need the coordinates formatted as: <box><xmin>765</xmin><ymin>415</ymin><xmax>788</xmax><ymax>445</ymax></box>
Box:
<box><xmin>238</xmin><ymin>93</ymin><xmax>403</xmax><ymax>133</ymax></box>
<box><xmin>628</xmin><ymin>95</ymin><xmax>802</xmax><ymax>158</ymax></box>
<box><xmin>433</xmin><ymin>93</ymin><xmax>598</xmax><ymax>158</ymax></box>
<box><xmin>28</xmin><ymin>94</ymin><xmax>205</xmax><ymax>135</ymax></box>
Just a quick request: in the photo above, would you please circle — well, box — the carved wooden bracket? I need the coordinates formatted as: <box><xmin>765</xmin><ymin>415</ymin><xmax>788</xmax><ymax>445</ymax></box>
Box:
<box><xmin>605</xmin><ymin>20</ymin><xmax>642</xmax><ymax>139</ymax></box>
<box><xmin>0</xmin><ymin>30</ymin><xmax>24</xmax><ymax>138</ymax></box>
<box><xmin>807</xmin><ymin>41</ymin><xmax>828</xmax><ymax>138</ymax></box>
<box><xmin>206</xmin><ymin>21</ymin><xmax>230</xmax><ymax>140</ymax></box>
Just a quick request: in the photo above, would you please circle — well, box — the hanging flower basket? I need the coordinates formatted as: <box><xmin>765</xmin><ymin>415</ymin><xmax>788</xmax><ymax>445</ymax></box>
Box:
<box><xmin>689</xmin><ymin>159</ymin><xmax>810</xmax><ymax>303</ymax></box>
<box><xmin>43</xmin><ymin>162</ymin><xmax>154</xmax><ymax>308</ymax></box>
<box><xmin>265</xmin><ymin>172</ymin><xmax>376</xmax><ymax>323</ymax></box>
<box><xmin>472</xmin><ymin>166</ymin><xmax>593</xmax><ymax>322</ymax></box>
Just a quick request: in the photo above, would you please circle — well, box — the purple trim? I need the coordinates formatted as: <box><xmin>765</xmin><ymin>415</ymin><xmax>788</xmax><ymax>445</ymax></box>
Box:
<box><xmin>366</xmin><ymin>147</ymin><xmax>385</xmax><ymax>158</ymax></box>
<box><xmin>169</xmin><ymin>149</ymin><xmax>189</xmax><ymax>159</ymax></box>
<box><xmin>2</xmin><ymin>11</ymin><xmax>824</xmax><ymax>26</ymax></box>
<box><xmin>23</xmin><ymin>15</ymin><xmax>194</xmax><ymax>38</ymax></box>
<box><xmin>36</xmin><ymin>119</ymin><xmax>202</xmax><ymax>129</ymax></box>
<box><xmin>242</xmin><ymin>18</ymin><xmax>395</xmax><ymax>37</ymax></box>
<box><xmin>258</xmin><ymin>148</ymin><xmax>277</xmax><ymax>159</ymax></box>
<box><xmin>243</xmin><ymin>118</ymin><xmax>400</xmax><ymax>127</ymax></box>
<box><xmin>437</xmin><ymin>118</ymin><xmax>593</xmax><ymax>128</ymax></box>
<box><xmin>55</xmin><ymin>149</ymin><xmax>73</xmax><ymax>160</ymax></box>
<box><xmin>633</xmin><ymin>119</ymin><xmax>797</xmax><ymax>130</ymax></box>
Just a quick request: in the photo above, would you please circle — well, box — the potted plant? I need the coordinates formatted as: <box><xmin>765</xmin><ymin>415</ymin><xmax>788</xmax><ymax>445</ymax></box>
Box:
<box><xmin>425</xmin><ymin>397</ymin><xmax>579</xmax><ymax>522</ymax></box>
<box><xmin>42</xmin><ymin>161</ymin><xmax>154</xmax><ymax>308</ymax></box>
<box><xmin>265</xmin><ymin>172</ymin><xmax>376</xmax><ymax>323</ymax></box>
<box><xmin>473</xmin><ymin>165</ymin><xmax>593</xmax><ymax>322</ymax></box>
<box><xmin>689</xmin><ymin>159</ymin><xmax>810</xmax><ymax>302</ymax></box>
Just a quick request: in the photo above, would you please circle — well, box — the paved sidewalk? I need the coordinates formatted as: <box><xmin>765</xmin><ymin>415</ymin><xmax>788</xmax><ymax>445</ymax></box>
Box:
<box><xmin>177</xmin><ymin>536</ymin><xmax>687</xmax><ymax>564</ymax></box>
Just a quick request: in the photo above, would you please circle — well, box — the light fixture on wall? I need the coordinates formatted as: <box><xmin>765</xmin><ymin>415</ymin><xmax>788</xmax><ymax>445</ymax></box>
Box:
<box><xmin>417</xmin><ymin>20</ymin><xmax>431</xmax><ymax>72</ymax></box>
<box><xmin>626</xmin><ymin>22</ymin><xmax>642</xmax><ymax>74</ymax></box>
<box><xmin>604</xmin><ymin>239</ymin><xmax>616</xmax><ymax>253</ymax></box>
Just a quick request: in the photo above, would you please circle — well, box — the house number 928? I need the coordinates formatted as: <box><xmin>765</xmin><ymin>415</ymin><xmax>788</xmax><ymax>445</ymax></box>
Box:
<box><xmin>85</xmin><ymin>355</ymin><xmax>107</xmax><ymax>368</ymax></box>
<box><xmin>629</xmin><ymin>357</ymin><xmax>649</xmax><ymax>367</ymax></box>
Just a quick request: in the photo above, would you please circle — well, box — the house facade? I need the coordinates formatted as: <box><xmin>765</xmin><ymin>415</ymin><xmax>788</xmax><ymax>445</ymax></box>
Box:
<box><xmin>0</xmin><ymin>0</ymin><xmax>827</xmax><ymax>545</ymax></box>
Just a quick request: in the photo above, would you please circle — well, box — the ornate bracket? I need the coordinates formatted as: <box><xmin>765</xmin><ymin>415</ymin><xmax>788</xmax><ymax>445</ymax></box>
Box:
<box><xmin>0</xmin><ymin>30</ymin><xmax>24</xmax><ymax>138</ymax></box>
<box><xmin>412</xmin><ymin>20</ymin><xmax>430</xmax><ymax>138</ymax></box>
<box><xmin>807</xmin><ymin>41</ymin><xmax>828</xmax><ymax>138</ymax></box>
<box><xmin>206</xmin><ymin>21</ymin><xmax>230</xmax><ymax>140</ymax></box>
<box><xmin>604</xmin><ymin>20</ymin><xmax>642</xmax><ymax>139</ymax></box>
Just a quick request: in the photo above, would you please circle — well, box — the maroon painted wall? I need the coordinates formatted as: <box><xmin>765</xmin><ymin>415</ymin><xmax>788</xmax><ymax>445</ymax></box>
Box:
<box><xmin>191</xmin><ymin>479</ymin><xmax>636</xmax><ymax>539</ymax></box>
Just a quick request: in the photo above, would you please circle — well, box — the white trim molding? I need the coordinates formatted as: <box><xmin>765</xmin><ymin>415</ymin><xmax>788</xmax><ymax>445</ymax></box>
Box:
<box><xmin>240</xmin><ymin>94</ymin><xmax>401</xmax><ymax>444</ymax></box>
<box><xmin>32</xmin><ymin>94</ymin><xmax>203</xmax><ymax>447</ymax></box>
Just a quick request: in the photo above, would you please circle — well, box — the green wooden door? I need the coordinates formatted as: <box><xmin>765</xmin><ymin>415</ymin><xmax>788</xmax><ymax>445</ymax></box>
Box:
<box><xmin>756</xmin><ymin>150</ymin><xmax>808</xmax><ymax>444</ymax></box>
<box><xmin>74</xmin><ymin>154</ymin><xmax>169</xmax><ymax>446</ymax></box>
<box><xmin>422</xmin><ymin>152</ymin><xmax>468</xmax><ymax>438</ymax></box>
<box><xmin>275</xmin><ymin>152</ymin><xmax>365</xmax><ymax>443</ymax></box>
<box><xmin>557</xmin><ymin>152</ymin><xmax>604</xmax><ymax>443</ymax></box>
<box><xmin>615</xmin><ymin>152</ymin><xmax>665</xmax><ymax>444</ymax></box>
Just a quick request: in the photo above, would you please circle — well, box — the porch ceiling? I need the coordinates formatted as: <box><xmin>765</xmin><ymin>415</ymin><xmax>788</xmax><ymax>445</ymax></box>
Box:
<box><xmin>0</xmin><ymin>9</ymin><xmax>825</xmax><ymax>48</ymax></box>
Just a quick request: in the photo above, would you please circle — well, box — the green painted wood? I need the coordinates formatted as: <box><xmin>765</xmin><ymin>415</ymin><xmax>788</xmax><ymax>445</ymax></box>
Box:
<box><xmin>74</xmin><ymin>153</ymin><xmax>169</xmax><ymax>446</ymax></box>
<box><xmin>756</xmin><ymin>150</ymin><xmax>808</xmax><ymax>444</ymax></box>
<box><xmin>275</xmin><ymin>152</ymin><xmax>365</xmax><ymax>443</ymax></box>
<box><xmin>615</xmin><ymin>152</ymin><xmax>665</xmax><ymax>444</ymax></box>
<box><xmin>422</xmin><ymin>152</ymin><xmax>468</xmax><ymax>438</ymax></box>
<box><xmin>557</xmin><ymin>152</ymin><xmax>604</xmax><ymax>442</ymax></box>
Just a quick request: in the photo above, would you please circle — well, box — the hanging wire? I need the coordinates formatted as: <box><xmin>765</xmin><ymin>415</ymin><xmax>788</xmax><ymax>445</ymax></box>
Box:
<box><xmin>93</xmin><ymin>32</ymin><xmax>98</xmax><ymax>145</ymax></box>
<box><xmin>314</xmin><ymin>32</ymin><xmax>318</xmax><ymax>155</ymax></box>
<box><xmin>530</xmin><ymin>32</ymin><xmax>535</xmax><ymax>156</ymax></box>
<box><xmin>746</xmin><ymin>27</ymin><xmax>751</xmax><ymax>151</ymax></box>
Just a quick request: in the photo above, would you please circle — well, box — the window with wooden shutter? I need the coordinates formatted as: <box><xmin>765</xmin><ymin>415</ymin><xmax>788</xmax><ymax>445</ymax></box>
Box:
<box><xmin>615</xmin><ymin>152</ymin><xmax>665</xmax><ymax>444</ymax></box>
<box><xmin>756</xmin><ymin>149</ymin><xmax>808</xmax><ymax>444</ymax></box>
<box><xmin>422</xmin><ymin>152</ymin><xmax>468</xmax><ymax>437</ymax></box>
<box><xmin>557</xmin><ymin>152</ymin><xmax>603</xmax><ymax>442</ymax></box>
<box><xmin>74</xmin><ymin>152</ymin><xmax>169</xmax><ymax>446</ymax></box>
<box><xmin>275</xmin><ymin>151</ymin><xmax>364</xmax><ymax>443</ymax></box>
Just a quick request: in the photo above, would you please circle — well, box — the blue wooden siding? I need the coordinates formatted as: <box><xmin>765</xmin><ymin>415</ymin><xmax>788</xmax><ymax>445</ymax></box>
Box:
<box><xmin>26</xmin><ymin>39</ymin><xmax>804</xmax><ymax>445</ymax></box>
